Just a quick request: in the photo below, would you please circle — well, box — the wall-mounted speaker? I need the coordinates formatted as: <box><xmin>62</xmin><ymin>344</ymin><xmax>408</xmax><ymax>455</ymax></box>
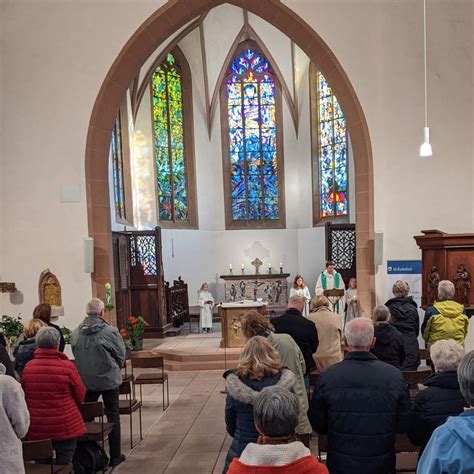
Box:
<box><xmin>374</xmin><ymin>232</ymin><xmax>383</xmax><ymax>266</ymax></box>
<box><xmin>84</xmin><ymin>238</ymin><xmax>94</xmax><ymax>273</ymax></box>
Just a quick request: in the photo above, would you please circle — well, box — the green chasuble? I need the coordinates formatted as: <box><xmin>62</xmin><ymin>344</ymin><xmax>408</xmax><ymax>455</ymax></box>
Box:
<box><xmin>321</xmin><ymin>271</ymin><xmax>341</xmax><ymax>312</ymax></box>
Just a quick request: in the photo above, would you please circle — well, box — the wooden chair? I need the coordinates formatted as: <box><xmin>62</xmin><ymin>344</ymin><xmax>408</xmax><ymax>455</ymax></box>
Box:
<box><xmin>419</xmin><ymin>348</ymin><xmax>434</xmax><ymax>371</ymax></box>
<box><xmin>122</xmin><ymin>357</ymin><xmax>133</xmax><ymax>383</ymax></box>
<box><xmin>131</xmin><ymin>354</ymin><xmax>170</xmax><ymax>410</ymax></box>
<box><xmin>22</xmin><ymin>439</ymin><xmax>71</xmax><ymax>473</ymax></box>
<box><xmin>402</xmin><ymin>367</ymin><xmax>432</xmax><ymax>386</ymax></box>
<box><xmin>316</xmin><ymin>434</ymin><xmax>328</xmax><ymax>462</ymax></box>
<box><xmin>395</xmin><ymin>434</ymin><xmax>419</xmax><ymax>472</ymax></box>
<box><xmin>79</xmin><ymin>401</ymin><xmax>114</xmax><ymax>472</ymax></box>
<box><xmin>308</xmin><ymin>368</ymin><xmax>320</xmax><ymax>400</ymax></box>
<box><xmin>119</xmin><ymin>380</ymin><xmax>143</xmax><ymax>448</ymax></box>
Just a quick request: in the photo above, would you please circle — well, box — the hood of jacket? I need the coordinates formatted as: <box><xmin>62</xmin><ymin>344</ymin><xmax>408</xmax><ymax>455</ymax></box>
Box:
<box><xmin>444</xmin><ymin>412</ymin><xmax>474</xmax><ymax>453</ymax></box>
<box><xmin>423</xmin><ymin>371</ymin><xmax>461</xmax><ymax>390</ymax></box>
<box><xmin>226</xmin><ymin>368</ymin><xmax>295</xmax><ymax>405</ymax></box>
<box><xmin>433</xmin><ymin>300</ymin><xmax>464</xmax><ymax>318</ymax></box>
<box><xmin>374</xmin><ymin>322</ymin><xmax>400</xmax><ymax>344</ymax></box>
<box><xmin>79</xmin><ymin>316</ymin><xmax>107</xmax><ymax>335</ymax></box>
<box><xmin>238</xmin><ymin>441</ymin><xmax>311</xmax><ymax>467</ymax></box>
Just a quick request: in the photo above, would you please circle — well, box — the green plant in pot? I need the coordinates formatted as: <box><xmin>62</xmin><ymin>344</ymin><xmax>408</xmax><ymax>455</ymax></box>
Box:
<box><xmin>0</xmin><ymin>314</ymin><xmax>24</xmax><ymax>351</ymax></box>
<box><xmin>61</xmin><ymin>327</ymin><xmax>72</xmax><ymax>345</ymax></box>
<box><xmin>120</xmin><ymin>316</ymin><xmax>148</xmax><ymax>352</ymax></box>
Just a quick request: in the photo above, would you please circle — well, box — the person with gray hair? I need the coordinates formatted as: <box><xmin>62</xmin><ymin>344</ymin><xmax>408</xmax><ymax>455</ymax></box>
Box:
<box><xmin>422</xmin><ymin>280</ymin><xmax>469</xmax><ymax>350</ymax></box>
<box><xmin>228</xmin><ymin>387</ymin><xmax>328</xmax><ymax>473</ymax></box>
<box><xmin>310</xmin><ymin>317</ymin><xmax>411</xmax><ymax>474</ymax></box>
<box><xmin>72</xmin><ymin>297</ymin><xmax>126</xmax><ymax>467</ymax></box>
<box><xmin>22</xmin><ymin>326</ymin><xmax>86</xmax><ymax>465</ymax></box>
<box><xmin>385</xmin><ymin>280</ymin><xmax>420</xmax><ymax>370</ymax></box>
<box><xmin>418</xmin><ymin>350</ymin><xmax>474</xmax><ymax>473</ymax></box>
<box><xmin>370</xmin><ymin>305</ymin><xmax>406</xmax><ymax>369</ymax></box>
<box><xmin>408</xmin><ymin>339</ymin><xmax>467</xmax><ymax>455</ymax></box>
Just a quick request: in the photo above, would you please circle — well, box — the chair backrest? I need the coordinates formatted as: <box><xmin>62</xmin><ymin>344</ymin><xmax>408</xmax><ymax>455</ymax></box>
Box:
<box><xmin>131</xmin><ymin>355</ymin><xmax>164</xmax><ymax>369</ymax></box>
<box><xmin>419</xmin><ymin>348</ymin><xmax>430</xmax><ymax>361</ymax></box>
<box><xmin>119</xmin><ymin>380</ymin><xmax>132</xmax><ymax>395</ymax></box>
<box><xmin>22</xmin><ymin>439</ymin><xmax>54</xmax><ymax>462</ymax></box>
<box><xmin>402</xmin><ymin>368</ymin><xmax>432</xmax><ymax>385</ymax></box>
<box><xmin>80</xmin><ymin>401</ymin><xmax>105</xmax><ymax>420</ymax></box>
<box><xmin>395</xmin><ymin>434</ymin><xmax>419</xmax><ymax>453</ymax></box>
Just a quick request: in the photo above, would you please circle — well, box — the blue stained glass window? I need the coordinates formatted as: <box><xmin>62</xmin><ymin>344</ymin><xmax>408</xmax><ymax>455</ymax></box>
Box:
<box><xmin>151</xmin><ymin>53</ymin><xmax>189</xmax><ymax>222</ymax></box>
<box><xmin>316</xmin><ymin>72</ymin><xmax>348</xmax><ymax>218</ymax></box>
<box><xmin>225</xmin><ymin>48</ymin><xmax>280</xmax><ymax>222</ymax></box>
<box><xmin>111</xmin><ymin>113</ymin><xmax>126</xmax><ymax>220</ymax></box>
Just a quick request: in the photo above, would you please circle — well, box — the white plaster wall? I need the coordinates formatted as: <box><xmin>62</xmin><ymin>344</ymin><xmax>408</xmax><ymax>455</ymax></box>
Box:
<box><xmin>1</xmin><ymin>0</ymin><xmax>473</xmax><ymax>324</ymax></box>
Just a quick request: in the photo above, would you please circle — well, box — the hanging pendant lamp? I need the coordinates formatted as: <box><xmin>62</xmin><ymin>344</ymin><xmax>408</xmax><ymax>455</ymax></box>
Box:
<box><xmin>420</xmin><ymin>0</ymin><xmax>432</xmax><ymax>157</ymax></box>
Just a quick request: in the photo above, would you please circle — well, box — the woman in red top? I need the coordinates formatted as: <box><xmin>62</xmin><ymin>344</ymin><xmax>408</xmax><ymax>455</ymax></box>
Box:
<box><xmin>22</xmin><ymin>326</ymin><xmax>86</xmax><ymax>465</ymax></box>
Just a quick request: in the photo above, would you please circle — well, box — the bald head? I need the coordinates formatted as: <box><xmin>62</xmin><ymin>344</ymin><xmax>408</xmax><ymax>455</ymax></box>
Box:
<box><xmin>288</xmin><ymin>296</ymin><xmax>305</xmax><ymax>313</ymax></box>
<box><xmin>344</xmin><ymin>317</ymin><xmax>375</xmax><ymax>351</ymax></box>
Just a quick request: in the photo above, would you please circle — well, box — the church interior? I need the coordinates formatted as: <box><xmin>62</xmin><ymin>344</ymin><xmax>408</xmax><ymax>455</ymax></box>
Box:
<box><xmin>1</xmin><ymin>0</ymin><xmax>474</xmax><ymax>473</ymax></box>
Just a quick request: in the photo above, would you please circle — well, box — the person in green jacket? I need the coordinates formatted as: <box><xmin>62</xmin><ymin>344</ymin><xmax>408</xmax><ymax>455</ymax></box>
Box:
<box><xmin>423</xmin><ymin>295</ymin><xmax>469</xmax><ymax>349</ymax></box>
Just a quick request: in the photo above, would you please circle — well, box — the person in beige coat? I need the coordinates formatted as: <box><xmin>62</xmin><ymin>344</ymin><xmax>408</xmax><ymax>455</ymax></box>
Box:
<box><xmin>307</xmin><ymin>295</ymin><xmax>343</xmax><ymax>371</ymax></box>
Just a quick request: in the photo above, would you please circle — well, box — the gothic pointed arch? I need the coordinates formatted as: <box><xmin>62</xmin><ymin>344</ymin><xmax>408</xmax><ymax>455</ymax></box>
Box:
<box><xmin>220</xmin><ymin>40</ymin><xmax>285</xmax><ymax>229</ymax></box>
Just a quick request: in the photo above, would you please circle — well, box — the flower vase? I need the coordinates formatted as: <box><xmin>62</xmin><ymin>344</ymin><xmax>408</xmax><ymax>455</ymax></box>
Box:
<box><xmin>132</xmin><ymin>339</ymin><xmax>143</xmax><ymax>352</ymax></box>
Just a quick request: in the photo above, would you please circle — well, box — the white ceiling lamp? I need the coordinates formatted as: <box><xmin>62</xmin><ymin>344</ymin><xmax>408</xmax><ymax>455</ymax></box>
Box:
<box><xmin>420</xmin><ymin>0</ymin><xmax>432</xmax><ymax>157</ymax></box>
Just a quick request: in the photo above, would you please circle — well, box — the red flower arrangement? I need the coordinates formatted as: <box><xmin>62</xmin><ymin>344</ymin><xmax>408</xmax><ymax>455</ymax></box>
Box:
<box><xmin>120</xmin><ymin>316</ymin><xmax>148</xmax><ymax>349</ymax></box>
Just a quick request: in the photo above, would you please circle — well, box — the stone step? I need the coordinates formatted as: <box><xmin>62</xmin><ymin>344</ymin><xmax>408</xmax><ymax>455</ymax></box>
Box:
<box><xmin>153</xmin><ymin>349</ymin><xmax>241</xmax><ymax>363</ymax></box>
<box><xmin>164</xmin><ymin>358</ymin><xmax>238</xmax><ymax>372</ymax></box>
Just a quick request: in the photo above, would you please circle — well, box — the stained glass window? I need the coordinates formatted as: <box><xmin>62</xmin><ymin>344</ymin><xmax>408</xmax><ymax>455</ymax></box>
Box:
<box><xmin>316</xmin><ymin>71</ymin><xmax>348</xmax><ymax>219</ymax></box>
<box><xmin>224</xmin><ymin>46</ymin><xmax>282</xmax><ymax>225</ymax></box>
<box><xmin>111</xmin><ymin>112</ymin><xmax>126</xmax><ymax>220</ymax></box>
<box><xmin>151</xmin><ymin>53</ymin><xmax>189</xmax><ymax>223</ymax></box>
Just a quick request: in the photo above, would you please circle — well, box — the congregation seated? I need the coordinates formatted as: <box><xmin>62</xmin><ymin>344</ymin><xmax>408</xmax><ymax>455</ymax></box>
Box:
<box><xmin>33</xmin><ymin>303</ymin><xmax>66</xmax><ymax>352</ymax></box>
<box><xmin>14</xmin><ymin>318</ymin><xmax>46</xmax><ymax>376</ymax></box>
<box><xmin>270</xmin><ymin>295</ymin><xmax>319</xmax><ymax>376</ymax></box>
<box><xmin>310</xmin><ymin>317</ymin><xmax>411</xmax><ymax>474</ymax></box>
<box><xmin>0</xmin><ymin>362</ymin><xmax>30</xmax><ymax>473</ymax></box>
<box><xmin>223</xmin><ymin>336</ymin><xmax>295</xmax><ymax>473</ymax></box>
<box><xmin>370</xmin><ymin>305</ymin><xmax>405</xmax><ymax>369</ymax></box>
<box><xmin>307</xmin><ymin>295</ymin><xmax>342</xmax><ymax>371</ymax></box>
<box><xmin>0</xmin><ymin>333</ymin><xmax>15</xmax><ymax>378</ymax></box>
<box><xmin>240</xmin><ymin>310</ymin><xmax>312</xmax><ymax>445</ymax></box>
<box><xmin>228</xmin><ymin>386</ymin><xmax>328</xmax><ymax>474</ymax></box>
<box><xmin>22</xmin><ymin>326</ymin><xmax>86</xmax><ymax>465</ymax></box>
<box><xmin>417</xmin><ymin>350</ymin><xmax>474</xmax><ymax>473</ymax></box>
<box><xmin>408</xmin><ymin>339</ymin><xmax>467</xmax><ymax>455</ymax></box>
<box><xmin>422</xmin><ymin>280</ymin><xmax>469</xmax><ymax>349</ymax></box>
<box><xmin>385</xmin><ymin>280</ymin><xmax>420</xmax><ymax>370</ymax></box>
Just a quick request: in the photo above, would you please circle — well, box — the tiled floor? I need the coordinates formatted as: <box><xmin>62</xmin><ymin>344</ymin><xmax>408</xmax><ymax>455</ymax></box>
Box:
<box><xmin>114</xmin><ymin>369</ymin><xmax>230</xmax><ymax>473</ymax></box>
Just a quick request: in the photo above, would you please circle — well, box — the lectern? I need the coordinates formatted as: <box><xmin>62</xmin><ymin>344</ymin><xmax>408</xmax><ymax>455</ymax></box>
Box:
<box><xmin>323</xmin><ymin>288</ymin><xmax>345</xmax><ymax>315</ymax></box>
<box><xmin>219</xmin><ymin>302</ymin><xmax>267</xmax><ymax>348</ymax></box>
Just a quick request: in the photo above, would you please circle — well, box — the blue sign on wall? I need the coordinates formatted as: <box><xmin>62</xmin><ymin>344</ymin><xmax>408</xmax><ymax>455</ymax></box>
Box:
<box><xmin>387</xmin><ymin>260</ymin><xmax>422</xmax><ymax>275</ymax></box>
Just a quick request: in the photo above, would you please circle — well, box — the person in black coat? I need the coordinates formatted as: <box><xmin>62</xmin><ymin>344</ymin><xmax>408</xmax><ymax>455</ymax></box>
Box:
<box><xmin>0</xmin><ymin>333</ymin><xmax>16</xmax><ymax>378</ymax></box>
<box><xmin>223</xmin><ymin>336</ymin><xmax>295</xmax><ymax>473</ymax></box>
<box><xmin>33</xmin><ymin>304</ymin><xmax>65</xmax><ymax>352</ymax></box>
<box><xmin>270</xmin><ymin>296</ymin><xmax>318</xmax><ymax>375</ymax></box>
<box><xmin>385</xmin><ymin>280</ymin><xmax>420</xmax><ymax>370</ymax></box>
<box><xmin>310</xmin><ymin>317</ymin><xmax>411</xmax><ymax>474</ymax></box>
<box><xmin>408</xmin><ymin>339</ymin><xmax>467</xmax><ymax>455</ymax></box>
<box><xmin>370</xmin><ymin>305</ymin><xmax>405</xmax><ymax>369</ymax></box>
<box><xmin>13</xmin><ymin>319</ymin><xmax>47</xmax><ymax>376</ymax></box>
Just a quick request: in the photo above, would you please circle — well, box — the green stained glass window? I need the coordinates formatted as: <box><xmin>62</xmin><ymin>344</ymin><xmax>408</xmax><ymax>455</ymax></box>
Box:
<box><xmin>316</xmin><ymin>72</ymin><xmax>348</xmax><ymax>219</ymax></box>
<box><xmin>151</xmin><ymin>53</ymin><xmax>188</xmax><ymax>222</ymax></box>
<box><xmin>111</xmin><ymin>112</ymin><xmax>126</xmax><ymax>220</ymax></box>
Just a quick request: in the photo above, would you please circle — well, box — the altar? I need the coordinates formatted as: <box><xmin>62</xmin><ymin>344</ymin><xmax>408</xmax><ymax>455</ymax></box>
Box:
<box><xmin>219</xmin><ymin>301</ymin><xmax>267</xmax><ymax>348</ymax></box>
<box><xmin>220</xmin><ymin>273</ymin><xmax>290</xmax><ymax>308</ymax></box>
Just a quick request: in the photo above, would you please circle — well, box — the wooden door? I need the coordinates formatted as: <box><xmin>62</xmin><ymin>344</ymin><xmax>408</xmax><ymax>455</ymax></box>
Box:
<box><xmin>325</xmin><ymin>222</ymin><xmax>357</xmax><ymax>286</ymax></box>
<box><xmin>112</xmin><ymin>232</ymin><xmax>131</xmax><ymax>330</ymax></box>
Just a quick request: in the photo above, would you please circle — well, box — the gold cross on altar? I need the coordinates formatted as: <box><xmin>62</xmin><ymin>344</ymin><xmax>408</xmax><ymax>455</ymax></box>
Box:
<box><xmin>251</xmin><ymin>258</ymin><xmax>263</xmax><ymax>275</ymax></box>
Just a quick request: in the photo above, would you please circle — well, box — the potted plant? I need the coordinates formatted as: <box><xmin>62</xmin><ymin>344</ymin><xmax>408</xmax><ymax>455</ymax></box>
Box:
<box><xmin>0</xmin><ymin>314</ymin><xmax>23</xmax><ymax>354</ymax></box>
<box><xmin>120</xmin><ymin>316</ymin><xmax>148</xmax><ymax>352</ymax></box>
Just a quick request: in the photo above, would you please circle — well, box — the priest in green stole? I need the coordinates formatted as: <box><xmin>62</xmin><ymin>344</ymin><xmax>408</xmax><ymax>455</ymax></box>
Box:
<box><xmin>315</xmin><ymin>261</ymin><xmax>346</xmax><ymax>324</ymax></box>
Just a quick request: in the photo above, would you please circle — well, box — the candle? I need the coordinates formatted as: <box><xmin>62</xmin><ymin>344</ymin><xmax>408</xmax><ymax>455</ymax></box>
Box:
<box><xmin>268</xmin><ymin>263</ymin><xmax>272</xmax><ymax>268</ymax></box>
<box><xmin>229</xmin><ymin>264</ymin><xmax>233</xmax><ymax>270</ymax></box>
<box><xmin>279</xmin><ymin>262</ymin><xmax>283</xmax><ymax>268</ymax></box>
<box><xmin>105</xmin><ymin>282</ymin><xmax>112</xmax><ymax>306</ymax></box>
<box><xmin>241</xmin><ymin>264</ymin><xmax>244</xmax><ymax>270</ymax></box>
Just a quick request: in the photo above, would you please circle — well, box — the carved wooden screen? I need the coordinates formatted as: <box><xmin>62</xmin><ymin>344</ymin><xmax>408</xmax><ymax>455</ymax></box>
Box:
<box><xmin>127</xmin><ymin>227</ymin><xmax>169</xmax><ymax>335</ymax></box>
<box><xmin>325</xmin><ymin>222</ymin><xmax>356</xmax><ymax>285</ymax></box>
<box><xmin>112</xmin><ymin>232</ymin><xmax>131</xmax><ymax>330</ymax></box>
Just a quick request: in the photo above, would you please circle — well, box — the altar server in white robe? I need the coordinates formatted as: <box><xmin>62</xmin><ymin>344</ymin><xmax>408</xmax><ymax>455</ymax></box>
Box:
<box><xmin>289</xmin><ymin>275</ymin><xmax>312</xmax><ymax>317</ymax></box>
<box><xmin>198</xmin><ymin>283</ymin><xmax>214</xmax><ymax>333</ymax></box>
<box><xmin>315</xmin><ymin>261</ymin><xmax>346</xmax><ymax>323</ymax></box>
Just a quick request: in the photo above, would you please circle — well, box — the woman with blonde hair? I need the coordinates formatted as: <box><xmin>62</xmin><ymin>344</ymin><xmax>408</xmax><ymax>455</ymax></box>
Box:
<box><xmin>308</xmin><ymin>295</ymin><xmax>343</xmax><ymax>371</ymax></box>
<box><xmin>13</xmin><ymin>319</ymin><xmax>47</xmax><ymax>376</ymax></box>
<box><xmin>223</xmin><ymin>336</ymin><xmax>295</xmax><ymax>473</ymax></box>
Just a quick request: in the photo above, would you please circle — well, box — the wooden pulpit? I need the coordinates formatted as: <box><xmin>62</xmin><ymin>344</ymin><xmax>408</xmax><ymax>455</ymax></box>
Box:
<box><xmin>323</xmin><ymin>288</ymin><xmax>345</xmax><ymax>314</ymax></box>
<box><xmin>414</xmin><ymin>230</ymin><xmax>474</xmax><ymax>312</ymax></box>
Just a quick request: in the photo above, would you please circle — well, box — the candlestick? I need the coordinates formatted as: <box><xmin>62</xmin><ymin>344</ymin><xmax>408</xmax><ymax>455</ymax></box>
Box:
<box><xmin>241</xmin><ymin>264</ymin><xmax>245</xmax><ymax>275</ymax></box>
<box><xmin>279</xmin><ymin>262</ymin><xmax>283</xmax><ymax>274</ymax></box>
<box><xmin>229</xmin><ymin>264</ymin><xmax>233</xmax><ymax>275</ymax></box>
<box><xmin>268</xmin><ymin>263</ymin><xmax>272</xmax><ymax>275</ymax></box>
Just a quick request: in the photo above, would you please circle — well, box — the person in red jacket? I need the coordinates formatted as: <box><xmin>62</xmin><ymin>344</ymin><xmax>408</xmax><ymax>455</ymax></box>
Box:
<box><xmin>22</xmin><ymin>326</ymin><xmax>86</xmax><ymax>465</ymax></box>
<box><xmin>228</xmin><ymin>386</ymin><xmax>328</xmax><ymax>474</ymax></box>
